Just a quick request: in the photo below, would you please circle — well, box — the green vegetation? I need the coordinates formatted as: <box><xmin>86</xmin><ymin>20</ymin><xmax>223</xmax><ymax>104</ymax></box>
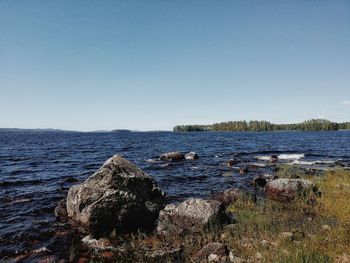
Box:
<box><xmin>174</xmin><ymin>119</ymin><xmax>350</xmax><ymax>132</ymax></box>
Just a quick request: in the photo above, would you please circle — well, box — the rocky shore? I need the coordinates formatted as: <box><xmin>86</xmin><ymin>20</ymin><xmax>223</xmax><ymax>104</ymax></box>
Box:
<box><xmin>48</xmin><ymin>153</ymin><xmax>349</xmax><ymax>263</ymax></box>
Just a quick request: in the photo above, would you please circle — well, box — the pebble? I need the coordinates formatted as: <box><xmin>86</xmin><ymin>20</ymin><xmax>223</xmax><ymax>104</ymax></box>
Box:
<box><xmin>208</xmin><ymin>253</ymin><xmax>220</xmax><ymax>262</ymax></box>
<box><xmin>255</xmin><ymin>252</ymin><xmax>263</xmax><ymax>260</ymax></box>
<box><xmin>229</xmin><ymin>252</ymin><xmax>243</xmax><ymax>263</ymax></box>
<box><xmin>280</xmin><ymin>232</ymin><xmax>293</xmax><ymax>239</ymax></box>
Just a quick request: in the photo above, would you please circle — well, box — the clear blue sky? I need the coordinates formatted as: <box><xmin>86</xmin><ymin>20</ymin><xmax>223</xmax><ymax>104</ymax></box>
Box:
<box><xmin>1</xmin><ymin>1</ymin><xmax>349</xmax><ymax>131</ymax></box>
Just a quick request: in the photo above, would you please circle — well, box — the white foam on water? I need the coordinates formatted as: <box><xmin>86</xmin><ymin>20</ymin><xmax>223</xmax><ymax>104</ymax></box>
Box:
<box><xmin>290</xmin><ymin>160</ymin><xmax>316</xmax><ymax>165</ymax></box>
<box><xmin>290</xmin><ymin>159</ymin><xmax>336</xmax><ymax>165</ymax></box>
<box><xmin>315</xmin><ymin>160</ymin><xmax>336</xmax><ymax>164</ymax></box>
<box><xmin>254</xmin><ymin>156</ymin><xmax>271</xmax><ymax>161</ymax></box>
<box><xmin>278</xmin><ymin>154</ymin><xmax>305</xmax><ymax>160</ymax></box>
<box><xmin>250</xmin><ymin>162</ymin><xmax>267</xmax><ymax>167</ymax></box>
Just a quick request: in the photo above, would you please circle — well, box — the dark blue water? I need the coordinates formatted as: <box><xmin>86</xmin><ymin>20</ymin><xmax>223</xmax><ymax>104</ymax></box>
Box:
<box><xmin>0</xmin><ymin>131</ymin><xmax>349</xmax><ymax>261</ymax></box>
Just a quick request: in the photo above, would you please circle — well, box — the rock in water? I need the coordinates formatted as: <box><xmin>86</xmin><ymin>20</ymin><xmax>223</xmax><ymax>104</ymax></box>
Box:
<box><xmin>269</xmin><ymin>155</ymin><xmax>278</xmax><ymax>163</ymax></box>
<box><xmin>160</xmin><ymin>152</ymin><xmax>185</xmax><ymax>162</ymax></box>
<box><xmin>55</xmin><ymin>199</ymin><xmax>68</xmax><ymax>220</ymax></box>
<box><xmin>157</xmin><ymin>198</ymin><xmax>224</xmax><ymax>235</ymax></box>
<box><xmin>66</xmin><ymin>155</ymin><xmax>165</xmax><ymax>237</ymax></box>
<box><xmin>185</xmin><ymin>152</ymin><xmax>199</xmax><ymax>160</ymax></box>
<box><xmin>265</xmin><ymin>178</ymin><xmax>318</xmax><ymax>202</ymax></box>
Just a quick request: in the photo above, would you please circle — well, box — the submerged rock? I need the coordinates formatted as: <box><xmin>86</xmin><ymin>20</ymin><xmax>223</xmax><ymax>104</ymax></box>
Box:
<box><xmin>66</xmin><ymin>155</ymin><xmax>165</xmax><ymax>237</ymax></box>
<box><xmin>265</xmin><ymin>178</ymin><xmax>319</xmax><ymax>202</ymax></box>
<box><xmin>239</xmin><ymin>166</ymin><xmax>249</xmax><ymax>175</ymax></box>
<box><xmin>157</xmin><ymin>198</ymin><xmax>225</xmax><ymax>235</ymax></box>
<box><xmin>185</xmin><ymin>151</ymin><xmax>199</xmax><ymax>160</ymax></box>
<box><xmin>160</xmin><ymin>152</ymin><xmax>185</xmax><ymax>162</ymax></box>
<box><xmin>269</xmin><ymin>155</ymin><xmax>279</xmax><ymax>163</ymax></box>
<box><xmin>226</xmin><ymin>159</ymin><xmax>241</xmax><ymax>167</ymax></box>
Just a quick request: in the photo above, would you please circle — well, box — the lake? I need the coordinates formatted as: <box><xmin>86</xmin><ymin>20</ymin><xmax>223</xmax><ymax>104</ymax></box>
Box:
<box><xmin>0</xmin><ymin>131</ymin><xmax>349</xmax><ymax>261</ymax></box>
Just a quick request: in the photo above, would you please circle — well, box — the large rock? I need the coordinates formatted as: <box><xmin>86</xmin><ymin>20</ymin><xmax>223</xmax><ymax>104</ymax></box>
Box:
<box><xmin>157</xmin><ymin>198</ymin><xmax>225</xmax><ymax>235</ymax></box>
<box><xmin>66</xmin><ymin>155</ymin><xmax>165</xmax><ymax>237</ymax></box>
<box><xmin>265</xmin><ymin>178</ymin><xmax>318</xmax><ymax>202</ymax></box>
<box><xmin>160</xmin><ymin>152</ymin><xmax>185</xmax><ymax>162</ymax></box>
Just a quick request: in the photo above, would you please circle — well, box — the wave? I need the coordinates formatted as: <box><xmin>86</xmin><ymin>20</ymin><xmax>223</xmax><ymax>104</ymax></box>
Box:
<box><xmin>291</xmin><ymin>160</ymin><xmax>338</xmax><ymax>165</ymax></box>
<box><xmin>254</xmin><ymin>156</ymin><xmax>271</xmax><ymax>161</ymax></box>
<box><xmin>278</xmin><ymin>154</ymin><xmax>305</xmax><ymax>160</ymax></box>
<box><xmin>255</xmin><ymin>153</ymin><xmax>305</xmax><ymax>161</ymax></box>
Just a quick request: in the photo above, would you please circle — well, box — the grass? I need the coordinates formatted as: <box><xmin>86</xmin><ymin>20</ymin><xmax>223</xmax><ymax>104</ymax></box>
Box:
<box><xmin>69</xmin><ymin>168</ymin><xmax>350</xmax><ymax>262</ymax></box>
<box><xmin>223</xmin><ymin>168</ymin><xmax>350</xmax><ymax>262</ymax></box>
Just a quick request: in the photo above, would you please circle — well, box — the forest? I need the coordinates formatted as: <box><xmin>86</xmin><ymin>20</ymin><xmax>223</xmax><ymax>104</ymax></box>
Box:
<box><xmin>173</xmin><ymin>119</ymin><xmax>350</xmax><ymax>132</ymax></box>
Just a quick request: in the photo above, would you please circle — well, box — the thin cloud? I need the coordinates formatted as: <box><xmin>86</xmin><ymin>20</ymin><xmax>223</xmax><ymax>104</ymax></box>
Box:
<box><xmin>342</xmin><ymin>101</ymin><xmax>350</xmax><ymax>105</ymax></box>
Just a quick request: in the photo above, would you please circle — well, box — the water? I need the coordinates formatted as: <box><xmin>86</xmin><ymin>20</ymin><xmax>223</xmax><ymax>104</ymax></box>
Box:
<box><xmin>0</xmin><ymin>131</ymin><xmax>349</xmax><ymax>261</ymax></box>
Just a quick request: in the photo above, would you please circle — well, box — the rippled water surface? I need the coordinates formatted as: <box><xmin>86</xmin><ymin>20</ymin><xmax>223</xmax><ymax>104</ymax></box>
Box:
<box><xmin>0</xmin><ymin>131</ymin><xmax>349</xmax><ymax>261</ymax></box>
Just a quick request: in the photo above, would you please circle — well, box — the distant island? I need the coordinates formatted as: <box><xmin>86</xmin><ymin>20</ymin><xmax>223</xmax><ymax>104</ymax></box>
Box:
<box><xmin>174</xmin><ymin>119</ymin><xmax>350</xmax><ymax>132</ymax></box>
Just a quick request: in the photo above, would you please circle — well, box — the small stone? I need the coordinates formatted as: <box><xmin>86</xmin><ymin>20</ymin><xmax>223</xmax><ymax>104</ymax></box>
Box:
<box><xmin>229</xmin><ymin>252</ymin><xmax>243</xmax><ymax>263</ymax></box>
<box><xmin>321</xmin><ymin>224</ymin><xmax>331</xmax><ymax>231</ymax></box>
<box><xmin>270</xmin><ymin>242</ymin><xmax>278</xmax><ymax>248</ymax></box>
<box><xmin>255</xmin><ymin>252</ymin><xmax>263</xmax><ymax>260</ymax></box>
<box><xmin>208</xmin><ymin>254</ymin><xmax>220</xmax><ymax>262</ymax></box>
<box><xmin>192</xmin><ymin>242</ymin><xmax>227</xmax><ymax>262</ymax></box>
<box><xmin>224</xmin><ymin>224</ymin><xmax>237</xmax><ymax>232</ymax></box>
<box><xmin>261</xmin><ymin>240</ymin><xmax>269</xmax><ymax>247</ymax></box>
<box><xmin>280</xmin><ymin>232</ymin><xmax>293</xmax><ymax>240</ymax></box>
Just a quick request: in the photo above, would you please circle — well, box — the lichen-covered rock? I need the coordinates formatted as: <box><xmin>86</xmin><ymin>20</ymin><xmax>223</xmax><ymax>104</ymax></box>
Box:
<box><xmin>160</xmin><ymin>152</ymin><xmax>185</xmax><ymax>162</ymax></box>
<box><xmin>157</xmin><ymin>198</ymin><xmax>225</xmax><ymax>235</ymax></box>
<box><xmin>265</xmin><ymin>178</ymin><xmax>318</xmax><ymax>202</ymax></box>
<box><xmin>66</xmin><ymin>155</ymin><xmax>165</xmax><ymax>237</ymax></box>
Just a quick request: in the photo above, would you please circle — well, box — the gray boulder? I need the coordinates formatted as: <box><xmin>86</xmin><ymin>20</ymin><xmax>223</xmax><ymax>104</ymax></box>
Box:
<box><xmin>265</xmin><ymin>178</ymin><xmax>318</xmax><ymax>202</ymax></box>
<box><xmin>66</xmin><ymin>155</ymin><xmax>165</xmax><ymax>237</ymax></box>
<box><xmin>157</xmin><ymin>198</ymin><xmax>225</xmax><ymax>235</ymax></box>
<box><xmin>160</xmin><ymin>152</ymin><xmax>185</xmax><ymax>162</ymax></box>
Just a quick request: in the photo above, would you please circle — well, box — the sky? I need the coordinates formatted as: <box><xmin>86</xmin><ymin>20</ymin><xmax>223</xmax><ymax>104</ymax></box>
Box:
<box><xmin>0</xmin><ymin>1</ymin><xmax>349</xmax><ymax>131</ymax></box>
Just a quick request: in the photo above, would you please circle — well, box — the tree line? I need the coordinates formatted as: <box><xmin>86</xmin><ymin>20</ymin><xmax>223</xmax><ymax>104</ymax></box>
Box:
<box><xmin>173</xmin><ymin>119</ymin><xmax>350</xmax><ymax>132</ymax></box>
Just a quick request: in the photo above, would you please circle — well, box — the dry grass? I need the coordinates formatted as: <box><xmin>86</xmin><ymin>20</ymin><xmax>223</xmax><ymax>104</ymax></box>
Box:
<box><xmin>223</xmin><ymin>168</ymin><xmax>350</xmax><ymax>262</ymax></box>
